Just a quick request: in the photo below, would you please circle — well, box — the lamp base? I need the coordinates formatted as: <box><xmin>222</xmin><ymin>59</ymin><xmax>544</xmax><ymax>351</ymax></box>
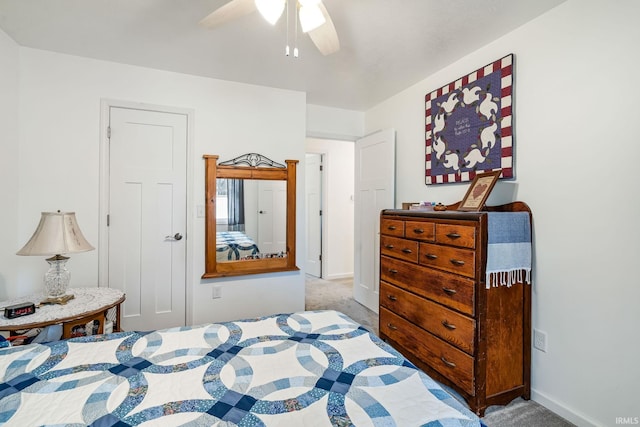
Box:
<box><xmin>44</xmin><ymin>254</ymin><xmax>71</xmax><ymax>298</ymax></box>
<box><xmin>40</xmin><ymin>294</ymin><xmax>75</xmax><ymax>305</ymax></box>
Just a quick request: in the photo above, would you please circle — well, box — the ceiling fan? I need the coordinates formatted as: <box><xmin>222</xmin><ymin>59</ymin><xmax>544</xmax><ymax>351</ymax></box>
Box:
<box><xmin>199</xmin><ymin>0</ymin><xmax>340</xmax><ymax>56</ymax></box>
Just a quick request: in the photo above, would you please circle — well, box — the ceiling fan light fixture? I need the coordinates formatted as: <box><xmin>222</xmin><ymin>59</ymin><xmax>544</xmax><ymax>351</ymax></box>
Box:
<box><xmin>298</xmin><ymin>0</ymin><xmax>321</xmax><ymax>6</ymax></box>
<box><xmin>255</xmin><ymin>0</ymin><xmax>286</xmax><ymax>25</ymax></box>
<box><xmin>299</xmin><ymin>4</ymin><xmax>325</xmax><ymax>33</ymax></box>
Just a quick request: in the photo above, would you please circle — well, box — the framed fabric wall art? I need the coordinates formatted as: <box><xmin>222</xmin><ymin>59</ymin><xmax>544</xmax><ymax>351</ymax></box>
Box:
<box><xmin>425</xmin><ymin>54</ymin><xmax>514</xmax><ymax>185</ymax></box>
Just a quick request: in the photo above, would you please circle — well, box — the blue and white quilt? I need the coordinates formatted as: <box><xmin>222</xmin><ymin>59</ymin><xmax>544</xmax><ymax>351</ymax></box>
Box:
<box><xmin>0</xmin><ymin>310</ymin><xmax>482</xmax><ymax>426</ymax></box>
<box><xmin>216</xmin><ymin>231</ymin><xmax>260</xmax><ymax>261</ymax></box>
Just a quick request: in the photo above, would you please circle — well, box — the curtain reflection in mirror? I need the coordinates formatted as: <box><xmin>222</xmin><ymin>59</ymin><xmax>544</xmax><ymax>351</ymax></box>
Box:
<box><xmin>217</xmin><ymin>178</ymin><xmax>245</xmax><ymax>232</ymax></box>
<box><xmin>227</xmin><ymin>179</ymin><xmax>245</xmax><ymax>231</ymax></box>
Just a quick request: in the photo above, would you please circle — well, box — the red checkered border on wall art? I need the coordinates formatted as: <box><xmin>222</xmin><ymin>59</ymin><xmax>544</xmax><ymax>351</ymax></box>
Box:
<box><xmin>425</xmin><ymin>54</ymin><xmax>514</xmax><ymax>185</ymax></box>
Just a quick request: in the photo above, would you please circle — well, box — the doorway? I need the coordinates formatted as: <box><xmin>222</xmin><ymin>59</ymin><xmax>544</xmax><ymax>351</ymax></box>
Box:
<box><xmin>99</xmin><ymin>101</ymin><xmax>192</xmax><ymax>331</ymax></box>
<box><xmin>305</xmin><ymin>138</ymin><xmax>355</xmax><ymax>281</ymax></box>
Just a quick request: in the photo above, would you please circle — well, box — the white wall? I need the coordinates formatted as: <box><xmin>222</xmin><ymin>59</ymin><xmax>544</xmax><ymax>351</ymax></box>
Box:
<box><xmin>306</xmin><ymin>138</ymin><xmax>355</xmax><ymax>279</ymax></box>
<box><xmin>0</xmin><ymin>29</ymin><xmax>20</xmax><ymax>301</ymax></box>
<box><xmin>14</xmin><ymin>47</ymin><xmax>306</xmax><ymax>324</ymax></box>
<box><xmin>365</xmin><ymin>1</ymin><xmax>640</xmax><ymax>426</ymax></box>
<box><xmin>306</xmin><ymin>104</ymin><xmax>364</xmax><ymax>140</ymax></box>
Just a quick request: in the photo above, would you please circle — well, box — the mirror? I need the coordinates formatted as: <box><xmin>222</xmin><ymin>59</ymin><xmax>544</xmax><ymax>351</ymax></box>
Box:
<box><xmin>215</xmin><ymin>178</ymin><xmax>287</xmax><ymax>261</ymax></box>
<box><xmin>203</xmin><ymin>154</ymin><xmax>299</xmax><ymax>278</ymax></box>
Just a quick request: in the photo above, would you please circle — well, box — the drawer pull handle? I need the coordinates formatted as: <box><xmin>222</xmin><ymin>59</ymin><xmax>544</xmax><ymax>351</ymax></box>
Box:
<box><xmin>385</xmin><ymin>244</ymin><xmax>395</xmax><ymax>249</ymax></box>
<box><xmin>442</xmin><ymin>287</ymin><xmax>457</xmax><ymax>296</ymax></box>
<box><xmin>446</xmin><ymin>232</ymin><xmax>461</xmax><ymax>239</ymax></box>
<box><xmin>401</xmin><ymin>248</ymin><xmax>413</xmax><ymax>254</ymax></box>
<box><xmin>388</xmin><ymin>225</ymin><xmax>397</xmax><ymax>231</ymax></box>
<box><xmin>442</xmin><ymin>320</ymin><xmax>457</xmax><ymax>330</ymax></box>
<box><xmin>413</xmin><ymin>228</ymin><xmax>424</xmax><ymax>234</ymax></box>
<box><xmin>389</xmin><ymin>269</ymin><xmax>398</xmax><ymax>274</ymax></box>
<box><xmin>387</xmin><ymin>295</ymin><xmax>397</xmax><ymax>301</ymax></box>
<box><xmin>387</xmin><ymin>323</ymin><xmax>398</xmax><ymax>330</ymax></box>
<box><xmin>425</xmin><ymin>254</ymin><xmax>438</xmax><ymax>260</ymax></box>
<box><xmin>441</xmin><ymin>356</ymin><xmax>456</xmax><ymax>368</ymax></box>
<box><xmin>450</xmin><ymin>259</ymin><xmax>465</xmax><ymax>266</ymax></box>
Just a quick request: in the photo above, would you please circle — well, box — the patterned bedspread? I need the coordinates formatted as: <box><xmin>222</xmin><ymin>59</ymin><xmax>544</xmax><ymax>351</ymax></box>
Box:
<box><xmin>216</xmin><ymin>231</ymin><xmax>260</xmax><ymax>261</ymax></box>
<box><xmin>0</xmin><ymin>310</ymin><xmax>483</xmax><ymax>426</ymax></box>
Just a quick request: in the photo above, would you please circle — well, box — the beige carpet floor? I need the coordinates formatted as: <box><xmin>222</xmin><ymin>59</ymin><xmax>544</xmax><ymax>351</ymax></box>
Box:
<box><xmin>304</xmin><ymin>275</ymin><xmax>574</xmax><ymax>427</ymax></box>
<box><xmin>305</xmin><ymin>275</ymin><xmax>378</xmax><ymax>335</ymax></box>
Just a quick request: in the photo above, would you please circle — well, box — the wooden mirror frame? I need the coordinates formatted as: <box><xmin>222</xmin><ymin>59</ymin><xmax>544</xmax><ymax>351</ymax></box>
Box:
<box><xmin>202</xmin><ymin>154</ymin><xmax>299</xmax><ymax>278</ymax></box>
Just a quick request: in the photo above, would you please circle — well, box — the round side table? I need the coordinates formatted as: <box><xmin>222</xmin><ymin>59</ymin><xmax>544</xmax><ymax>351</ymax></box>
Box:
<box><xmin>0</xmin><ymin>287</ymin><xmax>125</xmax><ymax>340</ymax></box>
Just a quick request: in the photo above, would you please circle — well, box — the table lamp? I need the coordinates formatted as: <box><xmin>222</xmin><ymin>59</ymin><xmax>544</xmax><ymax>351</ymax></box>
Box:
<box><xmin>17</xmin><ymin>211</ymin><xmax>94</xmax><ymax>299</ymax></box>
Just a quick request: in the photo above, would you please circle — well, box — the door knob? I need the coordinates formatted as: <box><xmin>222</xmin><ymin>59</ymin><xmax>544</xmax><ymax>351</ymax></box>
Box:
<box><xmin>166</xmin><ymin>233</ymin><xmax>183</xmax><ymax>241</ymax></box>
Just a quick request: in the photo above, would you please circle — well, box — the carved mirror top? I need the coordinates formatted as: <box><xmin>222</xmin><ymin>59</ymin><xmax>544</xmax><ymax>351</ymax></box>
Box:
<box><xmin>202</xmin><ymin>153</ymin><xmax>299</xmax><ymax>279</ymax></box>
<box><xmin>219</xmin><ymin>153</ymin><xmax>286</xmax><ymax>168</ymax></box>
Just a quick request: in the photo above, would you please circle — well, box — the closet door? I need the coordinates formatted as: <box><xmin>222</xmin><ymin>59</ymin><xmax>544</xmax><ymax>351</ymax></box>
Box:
<box><xmin>108</xmin><ymin>106</ymin><xmax>187</xmax><ymax>331</ymax></box>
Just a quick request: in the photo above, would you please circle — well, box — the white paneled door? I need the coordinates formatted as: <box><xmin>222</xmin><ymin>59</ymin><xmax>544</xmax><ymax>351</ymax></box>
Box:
<box><xmin>305</xmin><ymin>153</ymin><xmax>322</xmax><ymax>277</ymax></box>
<box><xmin>353</xmin><ymin>129</ymin><xmax>395</xmax><ymax>313</ymax></box>
<box><xmin>108</xmin><ymin>107</ymin><xmax>187</xmax><ymax>331</ymax></box>
<box><xmin>257</xmin><ymin>180</ymin><xmax>287</xmax><ymax>254</ymax></box>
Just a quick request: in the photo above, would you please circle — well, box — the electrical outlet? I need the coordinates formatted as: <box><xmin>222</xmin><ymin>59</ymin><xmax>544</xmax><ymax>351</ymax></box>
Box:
<box><xmin>212</xmin><ymin>286</ymin><xmax>222</xmax><ymax>299</ymax></box>
<box><xmin>533</xmin><ymin>329</ymin><xmax>547</xmax><ymax>352</ymax></box>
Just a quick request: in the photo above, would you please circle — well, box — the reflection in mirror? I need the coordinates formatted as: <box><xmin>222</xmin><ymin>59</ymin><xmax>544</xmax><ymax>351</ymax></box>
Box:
<box><xmin>215</xmin><ymin>179</ymin><xmax>287</xmax><ymax>262</ymax></box>
<box><xmin>203</xmin><ymin>154</ymin><xmax>298</xmax><ymax>278</ymax></box>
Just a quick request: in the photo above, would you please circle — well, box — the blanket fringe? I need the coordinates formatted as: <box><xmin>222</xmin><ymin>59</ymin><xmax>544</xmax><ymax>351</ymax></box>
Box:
<box><xmin>486</xmin><ymin>269</ymin><xmax>531</xmax><ymax>289</ymax></box>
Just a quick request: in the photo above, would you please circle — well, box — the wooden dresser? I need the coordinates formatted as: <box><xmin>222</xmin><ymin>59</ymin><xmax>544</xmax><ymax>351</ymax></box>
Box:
<box><xmin>378</xmin><ymin>202</ymin><xmax>531</xmax><ymax>416</ymax></box>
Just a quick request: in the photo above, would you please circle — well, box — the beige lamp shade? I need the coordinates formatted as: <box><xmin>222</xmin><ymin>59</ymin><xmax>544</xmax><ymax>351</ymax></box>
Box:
<box><xmin>17</xmin><ymin>212</ymin><xmax>94</xmax><ymax>256</ymax></box>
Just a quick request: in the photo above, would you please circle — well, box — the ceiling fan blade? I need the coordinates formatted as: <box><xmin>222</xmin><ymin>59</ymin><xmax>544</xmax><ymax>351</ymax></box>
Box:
<box><xmin>199</xmin><ymin>0</ymin><xmax>257</xmax><ymax>28</ymax></box>
<box><xmin>308</xmin><ymin>2</ymin><xmax>340</xmax><ymax>55</ymax></box>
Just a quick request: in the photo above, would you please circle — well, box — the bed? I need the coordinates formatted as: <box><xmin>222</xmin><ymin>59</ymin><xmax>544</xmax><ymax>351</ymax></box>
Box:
<box><xmin>216</xmin><ymin>231</ymin><xmax>260</xmax><ymax>261</ymax></box>
<box><xmin>0</xmin><ymin>310</ymin><xmax>483</xmax><ymax>426</ymax></box>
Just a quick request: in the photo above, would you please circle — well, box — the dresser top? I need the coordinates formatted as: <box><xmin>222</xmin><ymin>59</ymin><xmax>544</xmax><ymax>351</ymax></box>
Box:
<box><xmin>382</xmin><ymin>209</ymin><xmax>486</xmax><ymax>221</ymax></box>
<box><xmin>382</xmin><ymin>201</ymin><xmax>531</xmax><ymax>220</ymax></box>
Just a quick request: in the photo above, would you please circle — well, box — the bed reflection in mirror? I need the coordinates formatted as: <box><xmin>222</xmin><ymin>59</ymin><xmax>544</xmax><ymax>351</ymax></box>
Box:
<box><xmin>215</xmin><ymin>178</ymin><xmax>287</xmax><ymax>262</ymax></box>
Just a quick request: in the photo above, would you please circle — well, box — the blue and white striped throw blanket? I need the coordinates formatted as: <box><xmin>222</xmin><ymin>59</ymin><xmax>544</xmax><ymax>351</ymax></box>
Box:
<box><xmin>486</xmin><ymin>212</ymin><xmax>532</xmax><ymax>288</ymax></box>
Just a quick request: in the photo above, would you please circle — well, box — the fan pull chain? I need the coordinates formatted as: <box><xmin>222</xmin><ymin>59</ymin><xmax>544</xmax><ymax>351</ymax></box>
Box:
<box><xmin>284</xmin><ymin>1</ymin><xmax>299</xmax><ymax>58</ymax></box>
<box><xmin>285</xmin><ymin>0</ymin><xmax>290</xmax><ymax>56</ymax></box>
<box><xmin>294</xmin><ymin>1</ymin><xmax>299</xmax><ymax>58</ymax></box>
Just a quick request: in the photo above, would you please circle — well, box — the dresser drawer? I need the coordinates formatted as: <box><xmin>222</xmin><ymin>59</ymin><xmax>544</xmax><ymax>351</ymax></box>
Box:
<box><xmin>436</xmin><ymin>223</ymin><xmax>476</xmax><ymax>248</ymax></box>
<box><xmin>381</xmin><ymin>236</ymin><xmax>418</xmax><ymax>263</ymax></box>
<box><xmin>419</xmin><ymin>243</ymin><xmax>476</xmax><ymax>278</ymax></box>
<box><xmin>380</xmin><ymin>308</ymin><xmax>474</xmax><ymax>395</ymax></box>
<box><xmin>380</xmin><ymin>282</ymin><xmax>475</xmax><ymax>354</ymax></box>
<box><xmin>381</xmin><ymin>218</ymin><xmax>404</xmax><ymax>237</ymax></box>
<box><xmin>380</xmin><ymin>256</ymin><xmax>475</xmax><ymax>315</ymax></box>
<box><xmin>405</xmin><ymin>221</ymin><xmax>435</xmax><ymax>241</ymax></box>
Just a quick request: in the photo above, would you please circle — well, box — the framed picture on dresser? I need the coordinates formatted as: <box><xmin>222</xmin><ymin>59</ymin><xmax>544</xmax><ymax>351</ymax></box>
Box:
<box><xmin>458</xmin><ymin>170</ymin><xmax>501</xmax><ymax>211</ymax></box>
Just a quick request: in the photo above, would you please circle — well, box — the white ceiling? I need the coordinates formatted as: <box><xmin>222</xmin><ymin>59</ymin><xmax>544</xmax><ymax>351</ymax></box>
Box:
<box><xmin>0</xmin><ymin>0</ymin><xmax>564</xmax><ymax>111</ymax></box>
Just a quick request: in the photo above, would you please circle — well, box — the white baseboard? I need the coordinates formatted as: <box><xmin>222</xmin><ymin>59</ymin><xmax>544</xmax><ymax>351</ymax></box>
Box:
<box><xmin>531</xmin><ymin>388</ymin><xmax>602</xmax><ymax>427</ymax></box>
<box><xmin>324</xmin><ymin>273</ymin><xmax>353</xmax><ymax>280</ymax></box>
